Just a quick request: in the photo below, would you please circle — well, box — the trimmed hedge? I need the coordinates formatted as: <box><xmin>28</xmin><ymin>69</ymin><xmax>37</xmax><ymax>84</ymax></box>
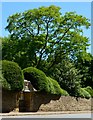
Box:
<box><xmin>46</xmin><ymin>77</ymin><xmax>55</xmax><ymax>94</ymax></box>
<box><xmin>46</xmin><ymin>77</ymin><xmax>69</xmax><ymax>96</ymax></box>
<box><xmin>78</xmin><ymin>88</ymin><xmax>91</xmax><ymax>99</ymax></box>
<box><xmin>2</xmin><ymin>60</ymin><xmax>24</xmax><ymax>91</ymax></box>
<box><xmin>23</xmin><ymin>67</ymin><xmax>49</xmax><ymax>92</ymax></box>
<box><xmin>23</xmin><ymin>67</ymin><xmax>69</xmax><ymax>95</ymax></box>
<box><xmin>0</xmin><ymin>73</ymin><xmax>11</xmax><ymax>90</ymax></box>
<box><xmin>83</xmin><ymin>86</ymin><xmax>93</xmax><ymax>98</ymax></box>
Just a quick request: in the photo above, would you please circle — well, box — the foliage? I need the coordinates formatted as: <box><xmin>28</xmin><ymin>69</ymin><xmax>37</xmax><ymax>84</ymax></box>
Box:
<box><xmin>4</xmin><ymin>5</ymin><xmax>90</xmax><ymax>70</ymax></box>
<box><xmin>2</xmin><ymin>5</ymin><xmax>92</xmax><ymax>96</ymax></box>
<box><xmin>78</xmin><ymin>88</ymin><xmax>91</xmax><ymax>99</ymax></box>
<box><xmin>23</xmin><ymin>67</ymin><xmax>49</xmax><ymax>92</ymax></box>
<box><xmin>75</xmin><ymin>53</ymin><xmax>93</xmax><ymax>88</ymax></box>
<box><xmin>0</xmin><ymin>73</ymin><xmax>11</xmax><ymax>90</ymax></box>
<box><xmin>45</xmin><ymin>77</ymin><xmax>55</xmax><ymax>94</ymax></box>
<box><xmin>83</xmin><ymin>86</ymin><xmax>93</xmax><ymax>97</ymax></box>
<box><xmin>46</xmin><ymin>77</ymin><xmax>69</xmax><ymax>95</ymax></box>
<box><xmin>2</xmin><ymin>36</ymin><xmax>33</xmax><ymax>69</ymax></box>
<box><xmin>23</xmin><ymin>67</ymin><xmax>69</xmax><ymax>95</ymax></box>
<box><xmin>2</xmin><ymin>37</ymin><xmax>17</xmax><ymax>61</ymax></box>
<box><xmin>2</xmin><ymin>60</ymin><xmax>24</xmax><ymax>91</ymax></box>
<box><xmin>48</xmin><ymin>60</ymin><xmax>81</xmax><ymax>96</ymax></box>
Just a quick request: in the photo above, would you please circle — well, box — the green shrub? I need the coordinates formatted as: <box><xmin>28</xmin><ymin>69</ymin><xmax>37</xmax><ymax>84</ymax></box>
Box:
<box><xmin>0</xmin><ymin>73</ymin><xmax>11</xmax><ymax>90</ymax></box>
<box><xmin>46</xmin><ymin>77</ymin><xmax>56</xmax><ymax>94</ymax></box>
<box><xmin>83</xmin><ymin>86</ymin><xmax>93</xmax><ymax>97</ymax></box>
<box><xmin>60</xmin><ymin>88</ymin><xmax>69</xmax><ymax>96</ymax></box>
<box><xmin>46</xmin><ymin>77</ymin><xmax>69</xmax><ymax>96</ymax></box>
<box><xmin>2</xmin><ymin>60</ymin><xmax>24</xmax><ymax>91</ymax></box>
<box><xmin>23</xmin><ymin>67</ymin><xmax>49</xmax><ymax>92</ymax></box>
<box><xmin>47</xmin><ymin>60</ymin><xmax>81</xmax><ymax>96</ymax></box>
<box><xmin>78</xmin><ymin>88</ymin><xmax>91</xmax><ymax>99</ymax></box>
<box><xmin>23</xmin><ymin>67</ymin><xmax>69</xmax><ymax>95</ymax></box>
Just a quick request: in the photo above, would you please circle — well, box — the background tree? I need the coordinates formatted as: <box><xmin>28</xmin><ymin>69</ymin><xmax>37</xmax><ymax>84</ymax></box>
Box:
<box><xmin>47</xmin><ymin>59</ymin><xmax>82</xmax><ymax>96</ymax></box>
<box><xmin>4</xmin><ymin>5</ymin><xmax>90</xmax><ymax>70</ymax></box>
<box><xmin>75</xmin><ymin>53</ymin><xmax>93</xmax><ymax>88</ymax></box>
<box><xmin>2</xmin><ymin>5</ymin><xmax>92</xmax><ymax>96</ymax></box>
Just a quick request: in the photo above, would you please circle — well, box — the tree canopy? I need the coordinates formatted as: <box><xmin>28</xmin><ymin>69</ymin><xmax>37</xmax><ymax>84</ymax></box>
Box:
<box><xmin>4</xmin><ymin>5</ymin><xmax>90</xmax><ymax>69</ymax></box>
<box><xmin>2</xmin><ymin>5</ymin><xmax>93</xmax><ymax>96</ymax></box>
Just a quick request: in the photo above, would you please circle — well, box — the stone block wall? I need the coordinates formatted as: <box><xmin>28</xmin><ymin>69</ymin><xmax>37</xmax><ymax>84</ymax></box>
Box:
<box><xmin>39</xmin><ymin>96</ymin><xmax>92</xmax><ymax>111</ymax></box>
<box><xmin>1</xmin><ymin>90</ymin><xmax>92</xmax><ymax>113</ymax></box>
<box><xmin>23</xmin><ymin>92</ymin><xmax>61</xmax><ymax>112</ymax></box>
<box><xmin>23</xmin><ymin>92</ymin><xmax>92</xmax><ymax>112</ymax></box>
<box><xmin>2</xmin><ymin>90</ymin><xmax>19</xmax><ymax>113</ymax></box>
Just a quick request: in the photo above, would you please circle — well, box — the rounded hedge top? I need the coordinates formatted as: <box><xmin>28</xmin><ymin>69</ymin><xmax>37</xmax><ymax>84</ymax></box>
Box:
<box><xmin>23</xmin><ymin>67</ymin><xmax>69</xmax><ymax>95</ymax></box>
<box><xmin>2</xmin><ymin>60</ymin><xmax>24</xmax><ymax>91</ymax></box>
<box><xmin>46</xmin><ymin>77</ymin><xmax>69</xmax><ymax>95</ymax></box>
<box><xmin>23</xmin><ymin>67</ymin><xmax>48</xmax><ymax>92</ymax></box>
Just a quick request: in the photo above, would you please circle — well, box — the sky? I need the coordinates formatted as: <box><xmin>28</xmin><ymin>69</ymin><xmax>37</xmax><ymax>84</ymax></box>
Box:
<box><xmin>1</xmin><ymin>2</ymin><xmax>91</xmax><ymax>52</ymax></box>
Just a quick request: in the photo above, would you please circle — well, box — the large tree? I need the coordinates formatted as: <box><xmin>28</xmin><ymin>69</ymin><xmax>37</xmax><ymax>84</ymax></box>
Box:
<box><xmin>4</xmin><ymin>5</ymin><xmax>90</xmax><ymax>70</ymax></box>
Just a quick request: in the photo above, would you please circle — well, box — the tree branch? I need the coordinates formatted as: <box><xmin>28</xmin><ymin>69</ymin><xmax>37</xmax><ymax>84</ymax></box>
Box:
<box><xmin>48</xmin><ymin>46</ymin><xmax>74</xmax><ymax>70</ymax></box>
<box><xmin>36</xmin><ymin>22</ymin><xmax>49</xmax><ymax>68</ymax></box>
<box><xmin>55</xmin><ymin>24</ymin><xmax>74</xmax><ymax>44</ymax></box>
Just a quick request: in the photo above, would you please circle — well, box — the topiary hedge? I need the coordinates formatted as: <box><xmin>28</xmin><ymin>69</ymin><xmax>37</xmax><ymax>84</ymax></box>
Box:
<box><xmin>0</xmin><ymin>73</ymin><xmax>11</xmax><ymax>90</ymax></box>
<box><xmin>78</xmin><ymin>88</ymin><xmax>91</xmax><ymax>99</ymax></box>
<box><xmin>83</xmin><ymin>86</ymin><xmax>93</xmax><ymax>98</ymax></box>
<box><xmin>46</xmin><ymin>77</ymin><xmax>55</xmax><ymax>94</ymax></box>
<box><xmin>23</xmin><ymin>67</ymin><xmax>49</xmax><ymax>92</ymax></box>
<box><xmin>46</xmin><ymin>77</ymin><xmax>69</xmax><ymax>96</ymax></box>
<box><xmin>1</xmin><ymin>60</ymin><xmax>24</xmax><ymax>91</ymax></box>
<box><xmin>23</xmin><ymin>67</ymin><xmax>69</xmax><ymax>95</ymax></box>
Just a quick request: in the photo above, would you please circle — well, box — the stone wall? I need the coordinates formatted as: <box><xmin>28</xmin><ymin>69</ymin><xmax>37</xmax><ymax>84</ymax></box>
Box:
<box><xmin>2</xmin><ymin>90</ymin><xmax>19</xmax><ymax>113</ymax></box>
<box><xmin>23</xmin><ymin>92</ymin><xmax>92</xmax><ymax>112</ymax></box>
<box><xmin>24</xmin><ymin>92</ymin><xmax>61</xmax><ymax>112</ymax></box>
<box><xmin>1</xmin><ymin>90</ymin><xmax>92</xmax><ymax>112</ymax></box>
<box><xmin>39</xmin><ymin>96</ymin><xmax>92</xmax><ymax>111</ymax></box>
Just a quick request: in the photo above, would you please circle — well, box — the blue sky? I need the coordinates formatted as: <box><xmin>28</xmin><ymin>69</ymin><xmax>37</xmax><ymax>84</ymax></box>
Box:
<box><xmin>1</xmin><ymin>2</ymin><xmax>91</xmax><ymax>52</ymax></box>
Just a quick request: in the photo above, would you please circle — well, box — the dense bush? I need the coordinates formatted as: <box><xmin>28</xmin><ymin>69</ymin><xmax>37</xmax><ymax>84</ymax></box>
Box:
<box><xmin>23</xmin><ymin>67</ymin><xmax>69</xmax><ymax>95</ymax></box>
<box><xmin>78</xmin><ymin>88</ymin><xmax>91</xmax><ymax>99</ymax></box>
<box><xmin>83</xmin><ymin>86</ymin><xmax>93</xmax><ymax>97</ymax></box>
<box><xmin>46</xmin><ymin>77</ymin><xmax>69</xmax><ymax>95</ymax></box>
<box><xmin>2</xmin><ymin>60</ymin><xmax>24</xmax><ymax>91</ymax></box>
<box><xmin>46</xmin><ymin>77</ymin><xmax>55</xmax><ymax>94</ymax></box>
<box><xmin>0</xmin><ymin>73</ymin><xmax>11</xmax><ymax>90</ymax></box>
<box><xmin>47</xmin><ymin>60</ymin><xmax>81</xmax><ymax>96</ymax></box>
<box><xmin>23</xmin><ymin>67</ymin><xmax>49</xmax><ymax>92</ymax></box>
